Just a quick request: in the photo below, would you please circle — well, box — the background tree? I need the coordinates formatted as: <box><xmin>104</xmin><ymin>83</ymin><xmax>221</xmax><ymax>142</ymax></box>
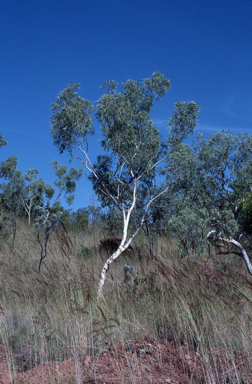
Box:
<box><xmin>1</xmin><ymin>169</ymin><xmax>26</xmax><ymax>249</ymax></box>
<box><xmin>101</xmin><ymin>205</ymin><xmax>123</xmax><ymax>237</ymax></box>
<box><xmin>165</xmin><ymin>130</ymin><xmax>252</xmax><ymax>272</ymax></box>
<box><xmin>34</xmin><ymin>160</ymin><xmax>83</xmax><ymax>271</ymax></box>
<box><xmin>0</xmin><ymin>134</ymin><xmax>11</xmax><ymax>244</ymax></box>
<box><xmin>21</xmin><ymin>168</ymin><xmax>53</xmax><ymax>225</ymax></box>
<box><xmin>50</xmin><ymin>73</ymin><xmax>199</xmax><ymax>300</ymax></box>
<box><xmin>0</xmin><ymin>156</ymin><xmax>18</xmax><ymax>180</ymax></box>
<box><xmin>140</xmin><ymin>186</ymin><xmax>176</xmax><ymax>255</ymax></box>
<box><xmin>71</xmin><ymin>207</ymin><xmax>89</xmax><ymax>231</ymax></box>
<box><xmin>0</xmin><ymin>134</ymin><xmax>7</xmax><ymax>149</ymax></box>
<box><xmin>87</xmin><ymin>197</ymin><xmax>102</xmax><ymax>248</ymax></box>
<box><xmin>239</xmin><ymin>191</ymin><xmax>252</xmax><ymax>235</ymax></box>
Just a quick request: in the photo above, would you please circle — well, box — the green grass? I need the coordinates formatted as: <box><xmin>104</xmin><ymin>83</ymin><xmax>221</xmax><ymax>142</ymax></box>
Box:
<box><xmin>0</xmin><ymin>218</ymin><xmax>252</xmax><ymax>382</ymax></box>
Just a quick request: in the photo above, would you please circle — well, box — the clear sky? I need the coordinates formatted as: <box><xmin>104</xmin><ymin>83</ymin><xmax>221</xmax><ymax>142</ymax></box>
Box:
<box><xmin>0</xmin><ymin>0</ymin><xmax>251</xmax><ymax>209</ymax></box>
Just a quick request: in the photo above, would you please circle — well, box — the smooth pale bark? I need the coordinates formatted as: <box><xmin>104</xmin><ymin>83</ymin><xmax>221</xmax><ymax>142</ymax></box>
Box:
<box><xmin>207</xmin><ymin>231</ymin><xmax>252</xmax><ymax>275</ymax></box>
<box><xmin>69</xmin><ymin>135</ymin><xmax>170</xmax><ymax>301</ymax></box>
<box><xmin>97</xmin><ymin>180</ymin><xmax>137</xmax><ymax>301</ymax></box>
<box><xmin>97</xmin><ymin>180</ymin><xmax>170</xmax><ymax>301</ymax></box>
<box><xmin>21</xmin><ymin>198</ymin><xmax>32</xmax><ymax>225</ymax></box>
<box><xmin>97</xmin><ymin>233</ymin><xmax>137</xmax><ymax>301</ymax></box>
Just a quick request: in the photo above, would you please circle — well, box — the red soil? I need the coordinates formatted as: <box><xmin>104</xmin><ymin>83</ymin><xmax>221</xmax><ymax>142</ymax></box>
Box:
<box><xmin>0</xmin><ymin>336</ymin><xmax>251</xmax><ymax>384</ymax></box>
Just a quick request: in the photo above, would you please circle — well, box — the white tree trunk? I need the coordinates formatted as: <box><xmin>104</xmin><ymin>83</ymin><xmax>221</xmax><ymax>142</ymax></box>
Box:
<box><xmin>96</xmin><ymin>180</ymin><xmax>170</xmax><ymax>301</ymax></box>
<box><xmin>207</xmin><ymin>231</ymin><xmax>252</xmax><ymax>275</ymax></box>
<box><xmin>97</xmin><ymin>228</ymin><xmax>141</xmax><ymax>301</ymax></box>
<box><xmin>97</xmin><ymin>180</ymin><xmax>138</xmax><ymax>301</ymax></box>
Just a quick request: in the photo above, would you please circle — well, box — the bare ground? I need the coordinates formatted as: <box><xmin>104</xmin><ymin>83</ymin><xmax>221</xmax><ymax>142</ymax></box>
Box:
<box><xmin>0</xmin><ymin>335</ymin><xmax>251</xmax><ymax>383</ymax></box>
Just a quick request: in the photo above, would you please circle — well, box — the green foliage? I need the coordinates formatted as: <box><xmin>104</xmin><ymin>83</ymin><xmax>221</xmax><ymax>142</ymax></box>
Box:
<box><xmin>96</xmin><ymin>72</ymin><xmax>171</xmax><ymax>173</ymax></box>
<box><xmin>22</xmin><ymin>169</ymin><xmax>53</xmax><ymax>225</ymax></box>
<box><xmin>50</xmin><ymin>73</ymin><xmax>201</xmax><ymax>297</ymax></box>
<box><xmin>239</xmin><ymin>191</ymin><xmax>252</xmax><ymax>234</ymax></box>
<box><xmin>91</xmin><ymin>73</ymin><xmax>171</xmax><ymax>205</ymax></box>
<box><xmin>50</xmin><ymin>73</ymin><xmax>174</xmax><ymax>215</ymax></box>
<box><xmin>0</xmin><ymin>133</ymin><xmax>7</xmax><ymax>148</ymax></box>
<box><xmin>166</xmin><ymin>201</ymin><xmax>210</xmax><ymax>257</ymax></box>
<box><xmin>1</xmin><ymin>170</ymin><xmax>25</xmax><ymax>212</ymax></box>
<box><xmin>34</xmin><ymin>206</ymin><xmax>61</xmax><ymax>234</ymax></box>
<box><xmin>50</xmin><ymin>82</ymin><xmax>94</xmax><ymax>154</ymax></box>
<box><xmin>77</xmin><ymin>246</ymin><xmax>93</xmax><ymax>259</ymax></box>
<box><xmin>1</xmin><ymin>170</ymin><xmax>26</xmax><ymax>248</ymax></box>
<box><xmin>168</xmin><ymin>101</ymin><xmax>200</xmax><ymax>147</ymax></box>
<box><xmin>0</xmin><ymin>164</ymin><xmax>59</xmax><ymax>229</ymax></box>
<box><xmin>101</xmin><ymin>206</ymin><xmax>123</xmax><ymax>235</ymax></box>
<box><xmin>0</xmin><ymin>207</ymin><xmax>11</xmax><ymax>246</ymax></box>
<box><xmin>50</xmin><ymin>160</ymin><xmax>83</xmax><ymax>207</ymax></box>
<box><xmin>165</xmin><ymin>130</ymin><xmax>252</xmax><ymax>256</ymax></box>
<box><xmin>71</xmin><ymin>207</ymin><xmax>89</xmax><ymax>230</ymax></box>
<box><xmin>87</xmin><ymin>203</ymin><xmax>101</xmax><ymax>222</ymax></box>
<box><xmin>0</xmin><ymin>156</ymin><xmax>18</xmax><ymax>179</ymax></box>
<box><xmin>34</xmin><ymin>161</ymin><xmax>83</xmax><ymax>271</ymax></box>
<box><xmin>142</xmin><ymin>187</ymin><xmax>175</xmax><ymax>254</ymax></box>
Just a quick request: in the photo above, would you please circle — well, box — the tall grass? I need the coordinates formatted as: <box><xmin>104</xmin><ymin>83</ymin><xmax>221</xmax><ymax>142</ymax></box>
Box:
<box><xmin>0</xmin><ymin>218</ymin><xmax>252</xmax><ymax>383</ymax></box>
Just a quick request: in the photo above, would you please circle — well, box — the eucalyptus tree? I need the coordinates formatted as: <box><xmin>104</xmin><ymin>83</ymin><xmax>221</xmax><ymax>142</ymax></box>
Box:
<box><xmin>72</xmin><ymin>207</ymin><xmax>89</xmax><ymax>230</ymax></box>
<box><xmin>50</xmin><ymin>73</ymin><xmax>200</xmax><ymax>300</ymax></box>
<box><xmin>0</xmin><ymin>165</ymin><xmax>54</xmax><ymax>248</ymax></box>
<box><xmin>0</xmin><ymin>136</ymin><xmax>20</xmax><ymax>246</ymax></box>
<box><xmin>239</xmin><ymin>190</ymin><xmax>252</xmax><ymax>235</ymax></box>
<box><xmin>0</xmin><ymin>133</ymin><xmax>17</xmax><ymax>180</ymax></box>
<box><xmin>1</xmin><ymin>169</ymin><xmax>26</xmax><ymax>248</ymax></box>
<box><xmin>0</xmin><ymin>156</ymin><xmax>18</xmax><ymax>180</ymax></box>
<box><xmin>87</xmin><ymin>200</ymin><xmax>102</xmax><ymax>248</ymax></box>
<box><xmin>166</xmin><ymin>130</ymin><xmax>252</xmax><ymax>272</ymax></box>
<box><xmin>0</xmin><ymin>135</ymin><xmax>10</xmax><ymax>243</ymax></box>
<box><xmin>20</xmin><ymin>168</ymin><xmax>52</xmax><ymax>225</ymax></box>
<box><xmin>142</xmin><ymin>186</ymin><xmax>176</xmax><ymax>255</ymax></box>
<box><xmin>0</xmin><ymin>134</ymin><xmax>7</xmax><ymax>149</ymax></box>
<box><xmin>34</xmin><ymin>160</ymin><xmax>83</xmax><ymax>271</ymax></box>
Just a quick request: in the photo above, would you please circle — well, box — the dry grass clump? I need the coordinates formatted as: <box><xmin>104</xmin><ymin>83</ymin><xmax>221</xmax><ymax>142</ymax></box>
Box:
<box><xmin>0</xmin><ymin>219</ymin><xmax>252</xmax><ymax>382</ymax></box>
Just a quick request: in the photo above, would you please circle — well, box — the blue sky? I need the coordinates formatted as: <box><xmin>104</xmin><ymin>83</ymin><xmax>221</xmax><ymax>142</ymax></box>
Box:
<box><xmin>0</xmin><ymin>0</ymin><xmax>251</xmax><ymax>209</ymax></box>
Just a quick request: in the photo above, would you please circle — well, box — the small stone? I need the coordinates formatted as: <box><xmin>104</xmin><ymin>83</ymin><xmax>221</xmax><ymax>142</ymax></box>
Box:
<box><xmin>125</xmin><ymin>344</ymin><xmax>134</xmax><ymax>352</ymax></box>
<box><xmin>138</xmin><ymin>347</ymin><xmax>153</xmax><ymax>356</ymax></box>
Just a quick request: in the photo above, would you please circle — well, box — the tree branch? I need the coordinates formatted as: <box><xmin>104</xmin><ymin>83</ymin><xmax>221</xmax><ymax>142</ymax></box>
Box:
<box><xmin>207</xmin><ymin>231</ymin><xmax>252</xmax><ymax>275</ymax></box>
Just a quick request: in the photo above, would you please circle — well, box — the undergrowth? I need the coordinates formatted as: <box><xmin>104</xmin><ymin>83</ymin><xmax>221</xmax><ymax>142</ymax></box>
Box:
<box><xmin>0</xmin><ymin>218</ymin><xmax>252</xmax><ymax>383</ymax></box>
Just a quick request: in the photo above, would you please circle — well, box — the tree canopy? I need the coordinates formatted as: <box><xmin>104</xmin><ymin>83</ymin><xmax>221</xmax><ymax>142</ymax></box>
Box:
<box><xmin>2</xmin><ymin>72</ymin><xmax>251</xmax><ymax>300</ymax></box>
<box><xmin>50</xmin><ymin>72</ymin><xmax>200</xmax><ymax>299</ymax></box>
<box><xmin>165</xmin><ymin>130</ymin><xmax>252</xmax><ymax>268</ymax></box>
